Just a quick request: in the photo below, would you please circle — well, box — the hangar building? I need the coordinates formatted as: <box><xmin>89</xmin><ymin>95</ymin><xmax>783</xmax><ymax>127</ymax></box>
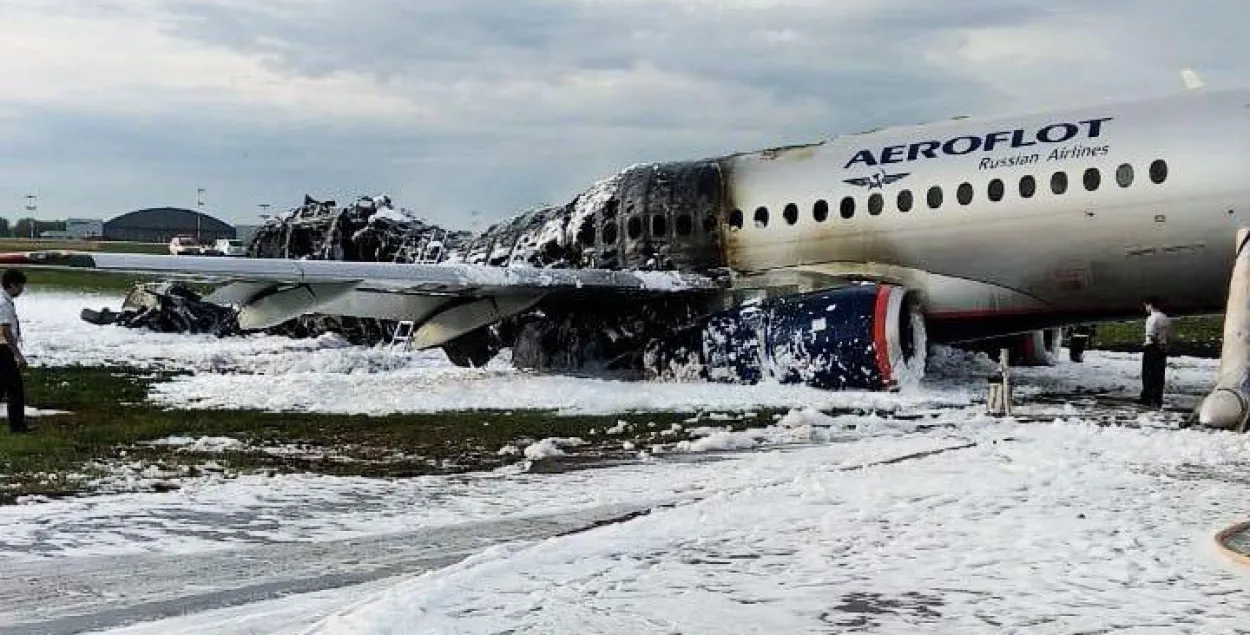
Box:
<box><xmin>103</xmin><ymin>208</ymin><xmax>236</xmax><ymax>243</ymax></box>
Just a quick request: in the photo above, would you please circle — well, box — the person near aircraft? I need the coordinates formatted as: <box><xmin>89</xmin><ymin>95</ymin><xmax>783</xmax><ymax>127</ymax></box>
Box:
<box><xmin>0</xmin><ymin>269</ymin><xmax>29</xmax><ymax>432</ymax></box>
<box><xmin>1140</xmin><ymin>297</ymin><xmax>1171</xmax><ymax>408</ymax></box>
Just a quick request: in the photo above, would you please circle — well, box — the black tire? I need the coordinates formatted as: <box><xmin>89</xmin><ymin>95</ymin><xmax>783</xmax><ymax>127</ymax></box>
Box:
<box><xmin>442</xmin><ymin>328</ymin><xmax>499</xmax><ymax>368</ymax></box>
<box><xmin>510</xmin><ymin>320</ymin><xmax>550</xmax><ymax>370</ymax></box>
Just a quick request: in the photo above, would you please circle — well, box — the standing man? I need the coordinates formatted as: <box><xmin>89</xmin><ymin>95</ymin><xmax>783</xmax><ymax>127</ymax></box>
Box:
<box><xmin>1141</xmin><ymin>296</ymin><xmax>1171</xmax><ymax>409</ymax></box>
<box><xmin>0</xmin><ymin>269</ymin><xmax>28</xmax><ymax>432</ymax></box>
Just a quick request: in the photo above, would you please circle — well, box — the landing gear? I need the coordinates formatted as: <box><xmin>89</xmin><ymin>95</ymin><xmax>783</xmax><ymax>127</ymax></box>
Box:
<box><xmin>509</xmin><ymin>317</ymin><xmax>616</xmax><ymax>373</ymax></box>
<box><xmin>441</xmin><ymin>327</ymin><xmax>502</xmax><ymax>368</ymax></box>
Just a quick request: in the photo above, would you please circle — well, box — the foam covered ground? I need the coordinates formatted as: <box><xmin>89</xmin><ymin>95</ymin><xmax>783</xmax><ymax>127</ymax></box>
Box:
<box><xmin>6</xmin><ymin>291</ymin><xmax>1244</xmax><ymax>634</ymax></box>
<box><xmin>30</xmin><ymin>291</ymin><xmax>984</xmax><ymax>414</ymax></box>
<box><xmin>24</xmin><ymin>291</ymin><xmax>1210</xmax><ymax>415</ymax></box>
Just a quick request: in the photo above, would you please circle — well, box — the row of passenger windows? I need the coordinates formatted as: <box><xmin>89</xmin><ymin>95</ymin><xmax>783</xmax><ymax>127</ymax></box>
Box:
<box><xmin>581</xmin><ymin>209</ymin><xmax>718</xmax><ymax>246</ymax></box>
<box><xmin>727</xmin><ymin>160</ymin><xmax>1170</xmax><ymax>229</ymax></box>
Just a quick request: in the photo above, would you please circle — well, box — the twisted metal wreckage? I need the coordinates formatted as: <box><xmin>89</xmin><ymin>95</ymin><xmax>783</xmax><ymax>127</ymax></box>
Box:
<box><xmin>85</xmin><ymin>166</ymin><xmax>745</xmax><ymax>379</ymax></box>
<box><xmin>82</xmin><ymin>160</ymin><xmax>921</xmax><ymax>390</ymax></box>
<box><xmin>86</xmin><ymin>195</ymin><xmax>476</xmax><ymax>345</ymax></box>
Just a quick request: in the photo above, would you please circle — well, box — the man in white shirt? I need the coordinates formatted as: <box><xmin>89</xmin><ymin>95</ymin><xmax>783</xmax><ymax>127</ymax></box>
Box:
<box><xmin>0</xmin><ymin>269</ymin><xmax>28</xmax><ymax>432</ymax></box>
<box><xmin>1140</xmin><ymin>296</ymin><xmax>1171</xmax><ymax>408</ymax></box>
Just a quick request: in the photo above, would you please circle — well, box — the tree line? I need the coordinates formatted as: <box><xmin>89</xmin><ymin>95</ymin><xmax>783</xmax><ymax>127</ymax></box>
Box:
<box><xmin>0</xmin><ymin>218</ymin><xmax>69</xmax><ymax>239</ymax></box>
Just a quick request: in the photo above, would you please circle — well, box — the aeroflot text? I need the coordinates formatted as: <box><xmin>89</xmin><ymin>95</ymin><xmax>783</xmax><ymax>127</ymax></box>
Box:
<box><xmin>843</xmin><ymin>117</ymin><xmax>1113</xmax><ymax>169</ymax></box>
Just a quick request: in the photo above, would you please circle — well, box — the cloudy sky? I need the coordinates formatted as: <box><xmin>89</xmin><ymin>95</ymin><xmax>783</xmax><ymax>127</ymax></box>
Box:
<box><xmin>0</xmin><ymin>0</ymin><xmax>1242</xmax><ymax>228</ymax></box>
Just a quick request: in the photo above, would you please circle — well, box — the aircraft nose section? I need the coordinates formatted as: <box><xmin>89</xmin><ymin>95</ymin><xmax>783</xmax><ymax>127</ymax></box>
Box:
<box><xmin>1198</xmin><ymin>388</ymin><xmax>1248</xmax><ymax>430</ymax></box>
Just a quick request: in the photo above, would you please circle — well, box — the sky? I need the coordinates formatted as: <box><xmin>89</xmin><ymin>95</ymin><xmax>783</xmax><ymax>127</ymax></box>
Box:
<box><xmin>0</xmin><ymin>0</ymin><xmax>1243</xmax><ymax>229</ymax></box>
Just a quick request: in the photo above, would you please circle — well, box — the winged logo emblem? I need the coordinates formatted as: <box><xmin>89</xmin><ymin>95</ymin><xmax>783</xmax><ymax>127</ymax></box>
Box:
<box><xmin>843</xmin><ymin>170</ymin><xmax>910</xmax><ymax>189</ymax></box>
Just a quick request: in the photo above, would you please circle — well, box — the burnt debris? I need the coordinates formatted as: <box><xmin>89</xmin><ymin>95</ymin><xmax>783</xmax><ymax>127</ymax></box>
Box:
<box><xmin>89</xmin><ymin>160</ymin><xmax>733</xmax><ymax>367</ymax></box>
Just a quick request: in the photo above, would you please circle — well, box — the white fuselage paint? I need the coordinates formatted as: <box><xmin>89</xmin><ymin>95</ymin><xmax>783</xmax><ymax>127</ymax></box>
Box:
<box><xmin>718</xmin><ymin>89</ymin><xmax>1250</xmax><ymax>323</ymax></box>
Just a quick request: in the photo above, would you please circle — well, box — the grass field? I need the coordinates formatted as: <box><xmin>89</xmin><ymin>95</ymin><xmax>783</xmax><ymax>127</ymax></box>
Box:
<box><xmin>0</xmin><ymin>365</ymin><xmax>772</xmax><ymax>502</ymax></box>
<box><xmin>0</xmin><ymin>238</ymin><xmax>169</xmax><ymax>255</ymax></box>
<box><xmin>0</xmin><ymin>238</ymin><xmax>169</xmax><ymax>293</ymax></box>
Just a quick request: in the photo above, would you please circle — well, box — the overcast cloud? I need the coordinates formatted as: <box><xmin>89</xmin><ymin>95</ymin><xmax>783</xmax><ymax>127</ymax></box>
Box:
<box><xmin>0</xmin><ymin>0</ymin><xmax>1242</xmax><ymax>227</ymax></box>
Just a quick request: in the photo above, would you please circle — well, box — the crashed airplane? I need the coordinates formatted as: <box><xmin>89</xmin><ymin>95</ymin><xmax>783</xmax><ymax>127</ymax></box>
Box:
<box><xmin>8</xmin><ymin>86</ymin><xmax>1250</xmax><ymax>393</ymax></box>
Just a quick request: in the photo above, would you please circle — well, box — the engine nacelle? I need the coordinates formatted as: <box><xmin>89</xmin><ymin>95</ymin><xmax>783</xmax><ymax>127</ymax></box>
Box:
<box><xmin>961</xmin><ymin>328</ymin><xmax>1062</xmax><ymax>366</ymax></box>
<box><xmin>646</xmin><ymin>283</ymin><xmax>927</xmax><ymax>391</ymax></box>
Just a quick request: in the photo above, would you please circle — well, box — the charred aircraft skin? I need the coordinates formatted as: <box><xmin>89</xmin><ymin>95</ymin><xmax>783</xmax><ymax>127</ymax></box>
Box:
<box><xmin>454</xmin><ymin>160</ymin><xmax>729</xmax><ymax>273</ymax></box>
<box><xmin>244</xmin><ymin>195</ymin><xmax>474</xmax><ymax>343</ymax></box>
<box><xmin>448</xmin><ymin>160</ymin><xmax>738</xmax><ymax>376</ymax></box>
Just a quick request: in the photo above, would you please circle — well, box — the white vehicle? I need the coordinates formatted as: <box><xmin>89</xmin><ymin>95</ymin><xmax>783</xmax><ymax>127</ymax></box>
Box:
<box><xmin>214</xmin><ymin>239</ymin><xmax>246</xmax><ymax>257</ymax></box>
<box><xmin>9</xmin><ymin>80</ymin><xmax>1250</xmax><ymax>396</ymax></box>
<box><xmin>167</xmin><ymin>236</ymin><xmax>203</xmax><ymax>256</ymax></box>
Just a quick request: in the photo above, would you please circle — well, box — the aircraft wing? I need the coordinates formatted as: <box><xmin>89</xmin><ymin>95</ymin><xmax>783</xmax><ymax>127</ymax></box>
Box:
<box><xmin>0</xmin><ymin>251</ymin><xmax>720</xmax><ymax>295</ymax></box>
<box><xmin>0</xmin><ymin>251</ymin><xmax>724</xmax><ymax>348</ymax></box>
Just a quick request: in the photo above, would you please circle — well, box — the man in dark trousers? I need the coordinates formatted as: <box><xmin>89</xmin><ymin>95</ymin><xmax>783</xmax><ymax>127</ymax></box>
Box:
<box><xmin>1140</xmin><ymin>296</ymin><xmax>1171</xmax><ymax>409</ymax></box>
<box><xmin>0</xmin><ymin>269</ymin><xmax>28</xmax><ymax>432</ymax></box>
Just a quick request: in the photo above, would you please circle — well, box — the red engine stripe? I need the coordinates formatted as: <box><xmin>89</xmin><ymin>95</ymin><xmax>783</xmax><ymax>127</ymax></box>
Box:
<box><xmin>0</xmin><ymin>253</ymin><xmax>32</xmax><ymax>265</ymax></box>
<box><xmin>872</xmin><ymin>286</ymin><xmax>894</xmax><ymax>387</ymax></box>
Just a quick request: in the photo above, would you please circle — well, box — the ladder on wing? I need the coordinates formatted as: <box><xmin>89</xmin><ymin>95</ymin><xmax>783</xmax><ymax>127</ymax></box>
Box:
<box><xmin>417</xmin><ymin>229</ymin><xmax>446</xmax><ymax>264</ymax></box>
<box><xmin>390</xmin><ymin>320</ymin><xmax>416</xmax><ymax>351</ymax></box>
<box><xmin>393</xmin><ymin>229</ymin><xmax>446</xmax><ymax>264</ymax></box>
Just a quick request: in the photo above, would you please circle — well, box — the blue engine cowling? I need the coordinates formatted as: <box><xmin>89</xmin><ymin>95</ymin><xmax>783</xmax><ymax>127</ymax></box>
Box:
<box><xmin>645</xmin><ymin>283</ymin><xmax>927</xmax><ymax>390</ymax></box>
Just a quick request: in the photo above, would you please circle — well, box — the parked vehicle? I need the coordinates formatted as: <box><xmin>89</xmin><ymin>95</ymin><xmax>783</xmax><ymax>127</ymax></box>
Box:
<box><xmin>168</xmin><ymin>235</ymin><xmax>203</xmax><ymax>255</ymax></box>
<box><xmin>214</xmin><ymin>238</ymin><xmax>246</xmax><ymax>257</ymax></box>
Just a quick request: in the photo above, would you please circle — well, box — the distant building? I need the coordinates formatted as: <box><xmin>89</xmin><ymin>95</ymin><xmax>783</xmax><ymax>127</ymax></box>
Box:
<box><xmin>65</xmin><ymin>218</ymin><xmax>104</xmax><ymax>239</ymax></box>
<box><xmin>103</xmin><ymin>207</ymin><xmax>235</xmax><ymax>243</ymax></box>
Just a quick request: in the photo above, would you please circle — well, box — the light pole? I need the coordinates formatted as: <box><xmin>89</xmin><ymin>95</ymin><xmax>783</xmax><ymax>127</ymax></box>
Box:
<box><xmin>24</xmin><ymin>195</ymin><xmax>36</xmax><ymax>239</ymax></box>
<box><xmin>196</xmin><ymin>188</ymin><xmax>205</xmax><ymax>240</ymax></box>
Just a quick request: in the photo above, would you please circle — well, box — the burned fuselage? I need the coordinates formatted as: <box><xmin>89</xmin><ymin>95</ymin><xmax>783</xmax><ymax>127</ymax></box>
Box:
<box><xmin>431</xmin><ymin>158</ymin><xmax>921</xmax><ymax>391</ymax></box>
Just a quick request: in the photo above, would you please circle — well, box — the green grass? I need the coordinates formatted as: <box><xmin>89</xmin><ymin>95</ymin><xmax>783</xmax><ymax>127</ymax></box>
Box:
<box><xmin>0</xmin><ymin>239</ymin><xmax>169</xmax><ymax>255</ymax></box>
<box><xmin>1086</xmin><ymin>314</ymin><xmax>1224</xmax><ymax>357</ymax></box>
<box><xmin>27</xmin><ymin>269</ymin><xmax>164</xmax><ymax>294</ymax></box>
<box><xmin>0</xmin><ymin>239</ymin><xmax>171</xmax><ymax>293</ymax></box>
<box><xmin>0</xmin><ymin>365</ymin><xmax>785</xmax><ymax>502</ymax></box>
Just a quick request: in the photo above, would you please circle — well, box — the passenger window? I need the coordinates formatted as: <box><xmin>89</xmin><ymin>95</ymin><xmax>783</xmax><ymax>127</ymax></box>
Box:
<box><xmin>651</xmin><ymin>215</ymin><xmax>667</xmax><ymax>237</ymax></box>
<box><xmin>868</xmin><ymin>193</ymin><xmax>884</xmax><ymax>215</ymax></box>
<box><xmin>1116</xmin><ymin>163</ymin><xmax>1134</xmax><ymax>188</ymax></box>
<box><xmin>1083</xmin><ymin>167</ymin><xmax>1101</xmax><ymax>191</ymax></box>
<box><xmin>627</xmin><ymin>216</ymin><xmax>643</xmax><ymax>239</ymax></box>
<box><xmin>676</xmin><ymin>214</ymin><xmax>692</xmax><ymax>236</ymax></box>
<box><xmin>927</xmin><ymin>186</ymin><xmax>943</xmax><ymax>209</ymax></box>
<box><xmin>1150</xmin><ymin>159</ymin><xmax>1168</xmax><ymax>184</ymax></box>
<box><xmin>578</xmin><ymin>218</ymin><xmax>596</xmax><ymax>246</ymax></box>
<box><xmin>988</xmin><ymin>179</ymin><xmax>1004</xmax><ymax>202</ymax></box>
<box><xmin>1051</xmin><ymin>171</ymin><xmax>1068</xmax><ymax>195</ymax></box>
<box><xmin>603</xmin><ymin>221</ymin><xmax>618</xmax><ymax>243</ymax></box>
<box><xmin>783</xmin><ymin>203</ymin><xmax>799</xmax><ymax>225</ymax></box>
<box><xmin>754</xmin><ymin>207</ymin><xmax>769</xmax><ymax>228</ymax></box>
<box><xmin>840</xmin><ymin>197</ymin><xmax>855</xmax><ymax>219</ymax></box>
<box><xmin>957</xmin><ymin>183</ymin><xmax>973</xmax><ymax>206</ymax></box>
<box><xmin>1019</xmin><ymin>175</ymin><xmax>1036</xmax><ymax>198</ymax></box>
<box><xmin>728</xmin><ymin>209</ymin><xmax>743</xmax><ymax>230</ymax></box>
<box><xmin>813</xmin><ymin>200</ymin><xmax>829</xmax><ymax>222</ymax></box>
<box><xmin>897</xmin><ymin>190</ymin><xmax>913</xmax><ymax>212</ymax></box>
